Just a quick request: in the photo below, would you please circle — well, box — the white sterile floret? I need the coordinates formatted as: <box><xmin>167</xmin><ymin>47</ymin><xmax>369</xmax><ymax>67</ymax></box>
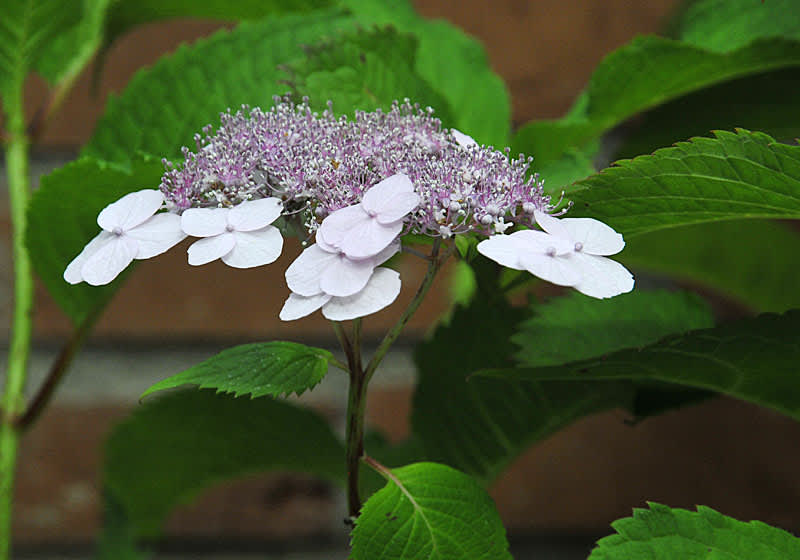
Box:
<box><xmin>452</xmin><ymin>128</ymin><xmax>478</xmax><ymax>148</ymax></box>
<box><xmin>477</xmin><ymin>230</ymin><xmax>581</xmax><ymax>287</ymax></box>
<box><xmin>181</xmin><ymin>197</ymin><xmax>283</xmax><ymax>268</ymax></box>
<box><xmin>534</xmin><ymin>210</ymin><xmax>634</xmax><ymax>298</ymax></box>
<box><xmin>280</xmin><ymin>239</ymin><xmax>400</xmax><ymax>321</ymax></box>
<box><xmin>64</xmin><ymin>189</ymin><xmax>185</xmax><ymax>286</ymax></box>
<box><xmin>316</xmin><ymin>174</ymin><xmax>420</xmax><ymax>260</ymax></box>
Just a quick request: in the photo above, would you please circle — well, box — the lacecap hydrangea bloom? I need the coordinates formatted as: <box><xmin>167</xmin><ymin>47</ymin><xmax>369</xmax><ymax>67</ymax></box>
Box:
<box><xmin>65</xmin><ymin>97</ymin><xmax>632</xmax><ymax>318</ymax></box>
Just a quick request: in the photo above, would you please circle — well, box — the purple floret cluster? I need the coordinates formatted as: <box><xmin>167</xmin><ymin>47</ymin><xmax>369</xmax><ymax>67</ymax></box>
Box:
<box><xmin>160</xmin><ymin>97</ymin><xmax>555</xmax><ymax>238</ymax></box>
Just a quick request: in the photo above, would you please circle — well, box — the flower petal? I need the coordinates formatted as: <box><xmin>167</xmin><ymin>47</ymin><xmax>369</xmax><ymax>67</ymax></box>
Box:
<box><xmin>511</xmin><ymin>229</ymin><xmax>574</xmax><ymax>255</ymax></box>
<box><xmin>64</xmin><ymin>231</ymin><xmax>115</xmax><ymax>284</ymax></box>
<box><xmin>80</xmin><ymin>235</ymin><xmax>138</xmax><ymax>286</ymax></box>
<box><xmin>339</xmin><ymin>219</ymin><xmax>402</xmax><ymax>260</ymax></box>
<box><xmin>97</xmin><ymin>189</ymin><xmax>164</xmax><ymax>232</ymax></box>
<box><xmin>126</xmin><ymin>213</ymin><xmax>186</xmax><ymax>259</ymax></box>
<box><xmin>317</xmin><ymin>205</ymin><xmax>370</xmax><ymax>249</ymax></box>
<box><xmin>285</xmin><ymin>244</ymin><xmax>339</xmax><ymax>296</ymax></box>
<box><xmin>518</xmin><ymin>252</ymin><xmax>582</xmax><ymax>287</ymax></box>
<box><xmin>279</xmin><ymin>292</ymin><xmax>332</xmax><ymax>321</ymax></box>
<box><xmin>227</xmin><ymin>197</ymin><xmax>283</xmax><ymax>231</ymax></box>
<box><xmin>322</xmin><ymin>267</ymin><xmax>401</xmax><ymax>321</ymax></box>
<box><xmin>570</xmin><ymin>253</ymin><xmax>635</xmax><ymax>299</ymax></box>
<box><xmin>477</xmin><ymin>235</ymin><xmax>525</xmax><ymax>270</ymax></box>
<box><xmin>320</xmin><ymin>254</ymin><xmax>377</xmax><ymax>297</ymax></box>
<box><xmin>561</xmin><ymin>218</ymin><xmax>625</xmax><ymax>256</ymax></box>
<box><xmin>181</xmin><ymin>207</ymin><xmax>229</xmax><ymax>237</ymax></box>
<box><xmin>373</xmin><ymin>239</ymin><xmax>400</xmax><ymax>266</ymax></box>
<box><xmin>533</xmin><ymin>209</ymin><xmax>571</xmax><ymax>240</ymax></box>
<box><xmin>223</xmin><ymin>227</ymin><xmax>283</xmax><ymax>268</ymax></box>
<box><xmin>362</xmin><ymin>174</ymin><xmax>419</xmax><ymax>223</ymax></box>
<box><xmin>452</xmin><ymin>129</ymin><xmax>477</xmax><ymax>148</ymax></box>
<box><xmin>186</xmin><ymin>232</ymin><xmax>236</xmax><ymax>266</ymax></box>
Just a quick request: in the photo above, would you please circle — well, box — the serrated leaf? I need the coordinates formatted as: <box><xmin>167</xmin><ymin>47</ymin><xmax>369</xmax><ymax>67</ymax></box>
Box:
<box><xmin>26</xmin><ymin>157</ymin><xmax>165</xmax><ymax>325</ymax></box>
<box><xmin>567</xmin><ymin>130</ymin><xmax>800</xmax><ymax>236</ymax></box>
<box><xmin>512</xmin><ymin>35</ymin><xmax>800</xmax><ymax>168</ymax></box>
<box><xmin>105</xmin><ymin>389</ymin><xmax>344</xmax><ymax>536</ymax></box>
<box><xmin>342</xmin><ymin>0</ymin><xmax>510</xmax><ymax>146</ymax></box>
<box><xmin>623</xmin><ymin>220</ymin><xmax>800</xmax><ymax>313</ymax></box>
<box><xmin>513</xmin><ymin>291</ymin><xmax>714</xmax><ymax>368</ymax></box>
<box><xmin>589</xmin><ymin>502</ymin><xmax>800</xmax><ymax>559</ymax></box>
<box><xmin>351</xmin><ymin>462</ymin><xmax>511</xmax><ymax>560</ymax></box>
<box><xmin>480</xmin><ymin>310</ymin><xmax>800</xmax><ymax>422</ymax></box>
<box><xmin>411</xmin><ymin>293</ymin><xmax>633</xmax><ymax>482</ymax></box>
<box><xmin>285</xmin><ymin>26</ymin><xmax>453</xmax><ymax>123</ymax></box>
<box><xmin>83</xmin><ymin>10</ymin><xmax>354</xmax><ymax>164</ymax></box>
<box><xmin>0</xmin><ymin>0</ymin><xmax>83</xmax><ymax>100</ymax></box>
<box><xmin>141</xmin><ymin>341</ymin><xmax>333</xmax><ymax>400</ymax></box>
<box><xmin>673</xmin><ymin>0</ymin><xmax>800</xmax><ymax>53</ymax></box>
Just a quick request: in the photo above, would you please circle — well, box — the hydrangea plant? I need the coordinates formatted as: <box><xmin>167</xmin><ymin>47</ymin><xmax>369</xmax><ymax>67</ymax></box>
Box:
<box><xmin>2</xmin><ymin>1</ymin><xmax>800</xmax><ymax>559</ymax></box>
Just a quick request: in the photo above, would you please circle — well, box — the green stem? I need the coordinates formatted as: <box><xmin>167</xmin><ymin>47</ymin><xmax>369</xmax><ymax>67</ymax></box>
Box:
<box><xmin>0</xmin><ymin>84</ymin><xmax>33</xmax><ymax>560</ymax></box>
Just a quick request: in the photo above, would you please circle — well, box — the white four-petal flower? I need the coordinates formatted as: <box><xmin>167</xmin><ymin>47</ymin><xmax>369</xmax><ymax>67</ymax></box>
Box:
<box><xmin>317</xmin><ymin>174</ymin><xmax>420</xmax><ymax>260</ymax></box>
<box><xmin>181</xmin><ymin>197</ymin><xmax>284</xmax><ymax>268</ymax></box>
<box><xmin>64</xmin><ymin>189</ymin><xmax>186</xmax><ymax>286</ymax></box>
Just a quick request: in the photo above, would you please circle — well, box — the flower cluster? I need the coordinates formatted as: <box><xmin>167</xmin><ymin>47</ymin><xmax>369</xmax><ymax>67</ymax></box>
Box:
<box><xmin>65</xmin><ymin>98</ymin><xmax>633</xmax><ymax>321</ymax></box>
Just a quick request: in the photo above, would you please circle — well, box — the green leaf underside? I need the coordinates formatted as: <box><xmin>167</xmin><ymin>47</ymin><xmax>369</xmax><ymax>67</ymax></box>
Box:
<box><xmin>351</xmin><ymin>462</ymin><xmax>511</xmax><ymax>560</ymax></box>
<box><xmin>513</xmin><ymin>291</ymin><xmax>714</xmax><ymax>368</ymax></box>
<box><xmin>481</xmin><ymin>310</ymin><xmax>800</xmax><ymax>422</ymax></box>
<box><xmin>512</xmin><ymin>35</ymin><xmax>800</xmax><ymax>167</ymax></box>
<box><xmin>141</xmin><ymin>341</ymin><xmax>333</xmax><ymax>399</ymax></box>
<box><xmin>623</xmin><ymin>220</ymin><xmax>800</xmax><ymax>314</ymax></box>
<box><xmin>286</xmin><ymin>26</ymin><xmax>454</xmax><ymax>125</ymax></box>
<box><xmin>673</xmin><ymin>0</ymin><xmax>800</xmax><ymax>53</ymax></box>
<box><xmin>83</xmin><ymin>10</ymin><xmax>355</xmax><ymax>164</ymax></box>
<box><xmin>26</xmin><ymin>157</ymin><xmax>165</xmax><ymax>325</ymax></box>
<box><xmin>566</xmin><ymin>129</ymin><xmax>800</xmax><ymax>236</ymax></box>
<box><xmin>105</xmin><ymin>389</ymin><xmax>344</xmax><ymax>536</ymax></box>
<box><xmin>589</xmin><ymin>502</ymin><xmax>800</xmax><ymax>559</ymax></box>
<box><xmin>342</xmin><ymin>0</ymin><xmax>510</xmax><ymax>147</ymax></box>
<box><xmin>411</xmin><ymin>293</ymin><xmax>634</xmax><ymax>482</ymax></box>
<box><xmin>0</xmin><ymin>0</ymin><xmax>82</xmax><ymax>99</ymax></box>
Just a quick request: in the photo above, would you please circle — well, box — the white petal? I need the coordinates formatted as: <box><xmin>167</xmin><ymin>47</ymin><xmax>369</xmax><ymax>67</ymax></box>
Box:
<box><xmin>570</xmin><ymin>253</ymin><xmax>635</xmax><ymax>299</ymax></box>
<box><xmin>285</xmin><ymin>244</ymin><xmax>339</xmax><ymax>296</ymax></box>
<box><xmin>322</xmin><ymin>268</ymin><xmax>401</xmax><ymax>321</ymax></box>
<box><xmin>452</xmin><ymin>129</ymin><xmax>478</xmax><ymax>148</ymax></box>
<box><xmin>373</xmin><ymin>240</ymin><xmax>400</xmax><ymax>266</ymax></box>
<box><xmin>339</xmin><ymin>219</ymin><xmax>402</xmax><ymax>260</ymax></box>
<box><xmin>511</xmin><ymin>229</ymin><xmax>574</xmax><ymax>255</ymax></box>
<box><xmin>81</xmin><ymin>235</ymin><xmax>138</xmax><ymax>286</ymax></box>
<box><xmin>320</xmin><ymin>255</ymin><xmax>377</xmax><ymax>297</ymax></box>
<box><xmin>97</xmin><ymin>190</ymin><xmax>164</xmax><ymax>232</ymax></box>
<box><xmin>477</xmin><ymin>235</ymin><xmax>525</xmax><ymax>270</ymax></box>
<box><xmin>518</xmin><ymin>252</ymin><xmax>582</xmax><ymax>287</ymax></box>
<box><xmin>477</xmin><ymin>230</ymin><xmax>572</xmax><ymax>271</ymax></box>
<box><xmin>362</xmin><ymin>174</ymin><xmax>419</xmax><ymax>222</ymax></box>
<box><xmin>181</xmin><ymin>207</ymin><xmax>229</xmax><ymax>237</ymax></box>
<box><xmin>126</xmin><ymin>213</ymin><xmax>186</xmax><ymax>259</ymax></box>
<box><xmin>64</xmin><ymin>231</ymin><xmax>115</xmax><ymax>284</ymax></box>
<box><xmin>227</xmin><ymin>197</ymin><xmax>283</xmax><ymax>231</ymax></box>
<box><xmin>279</xmin><ymin>292</ymin><xmax>331</xmax><ymax>321</ymax></box>
<box><xmin>533</xmin><ymin>209</ymin><xmax>572</xmax><ymax>240</ymax></box>
<box><xmin>561</xmin><ymin>218</ymin><xmax>625</xmax><ymax>256</ymax></box>
<box><xmin>186</xmin><ymin>232</ymin><xmax>236</xmax><ymax>266</ymax></box>
<box><xmin>317</xmin><ymin>205</ymin><xmax>370</xmax><ymax>249</ymax></box>
<box><xmin>222</xmin><ymin>227</ymin><xmax>283</xmax><ymax>268</ymax></box>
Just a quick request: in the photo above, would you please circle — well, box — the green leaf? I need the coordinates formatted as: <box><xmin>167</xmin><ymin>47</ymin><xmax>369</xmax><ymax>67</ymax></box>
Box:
<box><xmin>566</xmin><ymin>130</ymin><xmax>800</xmax><ymax>237</ymax></box>
<box><xmin>141</xmin><ymin>341</ymin><xmax>333</xmax><ymax>400</ymax></box>
<box><xmin>351</xmin><ymin>462</ymin><xmax>511</xmax><ymax>560</ymax></box>
<box><xmin>411</xmin><ymin>294</ymin><xmax>633</xmax><ymax>482</ymax></box>
<box><xmin>105</xmin><ymin>389</ymin><xmax>344</xmax><ymax>536</ymax></box>
<box><xmin>0</xmin><ymin>0</ymin><xmax>83</xmax><ymax>100</ymax></box>
<box><xmin>342</xmin><ymin>0</ymin><xmax>510</xmax><ymax>146</ymax></box>
<box><xmin>512</xmin><ymin>35</ymin><xmax>800</xmax><ymax>168</ymax></box>
<box><xmin>513</xmin><ymin>291</ymin><xmax>714</xmax><ymax>368</ymax></box>
<box><xmin>536</xmin><ymin>144</ymin><xmax>598</xmax><ymax>194</ymax></box>
<box><xmin>480</xmin><ymin>310</ymin><xmax>800</xmax><ymax>422</ymax></box>
<box><xmin>285</xmin><ymin>26</ymin><xmax>453</xmax><ymax>124</ymax></box>
<box><xmin>83</xmin><ymin>9</ymin><xmax>354</xmax><ymax>164</ymax></box>
<box><xmin>26</xmin><ymin>157</ymin><xmax>165</xmax><ymax>325</ymax></box>
<box><xmin>623</xmin><ymin>220</ymin><xmax>800</xmax><ymax>313</ymax></box>
<box><xmin>673</xmin><ymin>0</ymin><xmax>800</xmax><ymax>53</ymax></box>
<box><xmin>589</xmin><ymin>502</ymin><xmax>800</xmax><ymax>559</ymax></box>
